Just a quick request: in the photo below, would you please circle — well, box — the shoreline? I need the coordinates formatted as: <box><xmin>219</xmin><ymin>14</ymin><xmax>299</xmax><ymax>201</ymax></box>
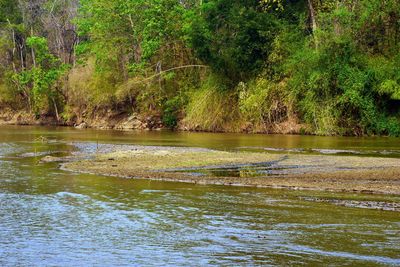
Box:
<box><xmin>59</xmin><ymin>145</ymin><xmax>400</xmax><ymax>196</ymax></box>
<box><xmin>60</xmin><ymin>165</ymin><xmax>400</xmax><ymax>196</ymax></box>
<box><xmin>0</xmin><ymin>108</ymin><xmax>304</xmax><ymax>134</ymax></box>
<box><xmin>0</xmin><ymin>109</ymin><xmax>398</xmax><ymax>138</ymax></box>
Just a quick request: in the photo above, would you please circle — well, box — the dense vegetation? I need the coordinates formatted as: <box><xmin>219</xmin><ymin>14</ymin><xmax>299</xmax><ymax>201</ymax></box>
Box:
<box><xmin>0</xmin><ymin>0</ymin><xmax>399</xmax><ymax>135</ymax></box>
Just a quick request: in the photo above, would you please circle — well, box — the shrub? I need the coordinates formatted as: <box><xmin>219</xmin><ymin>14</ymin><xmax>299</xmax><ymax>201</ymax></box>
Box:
<box><xmin>184</xmin><ymin>75</ymin><xmax>240</xmax><ymax>132</ymax></box>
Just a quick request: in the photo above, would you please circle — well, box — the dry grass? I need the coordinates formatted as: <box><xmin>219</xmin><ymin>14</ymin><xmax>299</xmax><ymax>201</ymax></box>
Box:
<box><xmin>183</xmin><ymin>84</ymin><xmax>243</xmax><ymax>132</ymax></box>
<box><xmin>66</xmin><ymin>59</ymin><xmax>95</xmax><ymax>109</ymax></box>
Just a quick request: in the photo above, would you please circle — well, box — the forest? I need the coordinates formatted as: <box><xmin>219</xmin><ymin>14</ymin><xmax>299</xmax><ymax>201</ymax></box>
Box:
<box><xmin>0</xmin><ymin>0</ymin><xmax>399</xmax><ymax>136</ymax></box>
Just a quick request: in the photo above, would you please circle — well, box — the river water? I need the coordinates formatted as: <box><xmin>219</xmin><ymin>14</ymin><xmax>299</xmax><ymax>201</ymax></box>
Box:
<box><xmin>0</xmin><ymin>126</ymin><xmax>399</xmax><ymax>266</ymax></box>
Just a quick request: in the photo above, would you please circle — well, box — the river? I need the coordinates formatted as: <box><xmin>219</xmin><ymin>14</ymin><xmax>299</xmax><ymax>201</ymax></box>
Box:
<box><xmin>0</xmin><ymin>126</ymin><xmax>399</xmax><ymax>266</ymax></box>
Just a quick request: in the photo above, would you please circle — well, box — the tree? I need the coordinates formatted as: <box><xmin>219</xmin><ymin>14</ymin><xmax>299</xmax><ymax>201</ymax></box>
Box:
<box><xmin>14</xmin><ymin>36</ymin><xmax>68</xmax><ymax>117</ymax></box>
<box><xmin>188</xmin><ymin>0</ymin><xmax>283</xmax><ymax>84</ymax></box>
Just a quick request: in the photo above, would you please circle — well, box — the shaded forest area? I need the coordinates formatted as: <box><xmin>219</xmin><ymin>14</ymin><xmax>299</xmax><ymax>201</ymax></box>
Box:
<box><xmin>0</xmin><ymin>0</ymin><xmax>399</xmax><ymax>135</ymax></box>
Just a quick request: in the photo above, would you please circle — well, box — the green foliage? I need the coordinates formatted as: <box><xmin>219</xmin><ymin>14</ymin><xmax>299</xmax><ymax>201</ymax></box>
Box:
<box><xmin>0</xmin><ymin>70</ymin><xmax>19</xmax><ymax>106</ymax></box>
<box><xmin>186</xmin><ymin>0</ymin><xmax>283</xmax><ymax>83</ymax></box>
<box><xmin>0</xmin><ymin>0</ymin><xmax>399</xmax><ymax>136</ymax></box>
<box><xmin>239</xmin><ymin>77</ymin><xmax>289</xmax><ymax>131</ymax></box>
<box><xmin>0</xmin><ymin>0</ymin><xmax>22</xmax><ymax>24</ymax></box>
<box><xmin>162</xmin><ymin>96</ymin><xmax>184</xmax><ymax>129</ymax></box>
<box><xmin>77</xmin><ymin>0</ymin><xmax>188</xmax><ymax>72</ymax></box>
<box><xmin>273</xmin><ymin>1</ymin><xmax>400</xmax><ymax>136</ymax></box>
<box><xmin>14</xmin><ymin>37</ymin><xmax>68</xmax><ymax>114</ymax></box>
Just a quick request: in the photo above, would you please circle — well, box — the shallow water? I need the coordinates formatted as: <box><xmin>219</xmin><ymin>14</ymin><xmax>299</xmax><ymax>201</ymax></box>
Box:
<box><xmin>0</xmin><ymin>126</ymin><xmax>399</xmax><ymax>266</ymax></box>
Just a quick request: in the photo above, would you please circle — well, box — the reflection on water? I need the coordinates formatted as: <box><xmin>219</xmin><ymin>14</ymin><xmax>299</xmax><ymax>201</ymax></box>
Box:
<box><xmin>0</xmin><ymin>126</ymin><xmax>399</xmax><ymax>266</ymax></box>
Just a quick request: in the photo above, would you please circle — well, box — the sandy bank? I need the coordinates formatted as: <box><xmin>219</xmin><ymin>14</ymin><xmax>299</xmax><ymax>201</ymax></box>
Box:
<box><xmin>61</xmin><ymin>145</ymin><xmax>400</xmax><ymax>195</ymax></box>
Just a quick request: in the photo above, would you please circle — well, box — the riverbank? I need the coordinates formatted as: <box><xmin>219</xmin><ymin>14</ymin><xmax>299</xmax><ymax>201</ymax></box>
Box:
<box><xmin>0</xmin><ymin>109</ymin><xmax>61</xmax><ymax>126</ymax></box>
<box><xmin>60</xmin><ymin>144</ymin><xmax>400</xmax><ymax>195</ymax></box>
<box><xmin>0</xmin><ymin>108</ymin><xmax>304</xmax><ymax>133</ymax></box>
<box><xmin>0</xmin><ymin>108</ymin><xmax>163</xmax><ymax>130</ymax></box>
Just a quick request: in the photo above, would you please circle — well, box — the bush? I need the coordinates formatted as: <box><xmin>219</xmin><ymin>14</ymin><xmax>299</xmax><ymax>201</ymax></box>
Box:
<box><xmin>184</xmin><ymin>75</ymin><xmax>240</xmax><ymax>132</ymax></box>
<box><xmin>238</xmin><ymin>77</ymin><xmax>289</xmax><ymax>131</ymax></box>
<box><xmin>162</xmin><ymin>96</ymin><xmax>184</xmax><ymax>129</ymax></box>
<box><xmin>67</xmin><ymin>59</ymin><xmax>117</xmax><ymax>110</ymax></box>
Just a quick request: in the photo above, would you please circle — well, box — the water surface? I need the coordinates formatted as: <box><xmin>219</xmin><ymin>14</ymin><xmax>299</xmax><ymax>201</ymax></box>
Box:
<box><xmin>0</xmin><ymin>126</ymin><xmax>399</xmax><ymax>266</ymax></box>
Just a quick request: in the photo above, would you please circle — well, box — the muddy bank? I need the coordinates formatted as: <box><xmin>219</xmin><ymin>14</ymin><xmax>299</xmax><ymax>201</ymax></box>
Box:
<box><xmin>0</xmin><ymin>109</ymin><xmax>61</xmax><ymax>126</ymax></box>
<box><xmin>0</xmin><ymin>108</ymin><xmax>163</xmax><ymax>130</ymax></box>
<box><xmin>60</xmin><ymin>144</ymin><xmax>400</xmax><ymax>196</ymax></box>
<box><xmin>0</xmin><ymin>108</ymin><xmax>305</xmax><ymax>133</ymax></box>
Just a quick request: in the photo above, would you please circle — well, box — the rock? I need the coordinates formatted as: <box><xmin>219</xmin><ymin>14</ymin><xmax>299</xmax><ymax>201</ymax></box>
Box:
<box><xmin>75</xmin><ymin>122</ymin><xmax>88</xmax><ymax>129</ymax></box>
<box><xmin>40</xmin><ymin>156</ymin><xmax>64</xmax><ymax>163</ymax></box>
<box><xmin>127</xmin><ymin>114</ymin><xmax>138</xmax><ymax>121</ymax></box>
<box><xmin>144</xmin><ymin>115</ymin><xmax>163</xmax><ymax>130</ymax></box>
<box><xmin>115</xmin><ymin>119</ymin><xmax>145</xmax><ymax>130</ymax></box>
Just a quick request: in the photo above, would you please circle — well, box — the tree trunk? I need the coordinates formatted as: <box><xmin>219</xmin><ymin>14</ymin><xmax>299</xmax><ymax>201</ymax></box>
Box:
<box><xmin>7</xmin><ymin>20</ymin><xmax>17</xmax><ymax>73</ymax></box>
<box><xmin>307</xmin><ymin>0</ymin><xmax>318</xmax><ymax>48</ymax></box>
<box><xmin>18</xmin><ymin>43</ymin><xmax>25</xmax><ymax>70</ymax></box>
<box><xmin>31</xmin><ymin>27</ymin><xmax>36</xmax><ymax>68</ymax></box>
<box><xmin>307</xmin><ymin>0</ymin><xmax>317</xmax><ymax>33</ymax></box>
<box><xmin>52</xmin><ymin>96</ymin><xmax>60</xmax><ymax>121</ymax></box>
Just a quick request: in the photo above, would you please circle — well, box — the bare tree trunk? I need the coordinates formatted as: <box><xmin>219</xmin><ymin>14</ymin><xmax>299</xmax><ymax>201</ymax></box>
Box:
<box><xmin>307</xmin><ymin>0</ymin><xmax>318</xmax><ymax>48</ymax></box>
<box><xmin>156</xmin><ymin>61</ymin><xmax>163</xmax><ymax>91</ymax></box>
<box><xmin>73</xmin><ymin>36</ymin><xmax>78</xmax><ymax>66</ymax></box>
<box><xmin>308</xmin><ymin>0</ymin><xmax>317</xmax><ymax>33</ymax></box>
<box><xmin>7</xmin><ymin>20</ymin><xmax>17</xmax><ymax>73</ymax></box>
<box><xmin>31</xmin><ymin>27</ymin><xmax>36</xmax><ymax>68</ymax></box>
<box><xmin>19</xmin><ymin>44</ymin><xmax>25</xmax><ymax>70</ymax></box>
<box><xmin>52</xmin><ymin>96</ymin><xmax>60</xmax><ymax>121</ymax></box>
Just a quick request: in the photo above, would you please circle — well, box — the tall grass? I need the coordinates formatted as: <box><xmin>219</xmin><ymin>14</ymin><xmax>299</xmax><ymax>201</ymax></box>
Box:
<box><xmin>184</xmin><ymin>76</ymin><xmax>242</xmax><ymax>132</ymax></box>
